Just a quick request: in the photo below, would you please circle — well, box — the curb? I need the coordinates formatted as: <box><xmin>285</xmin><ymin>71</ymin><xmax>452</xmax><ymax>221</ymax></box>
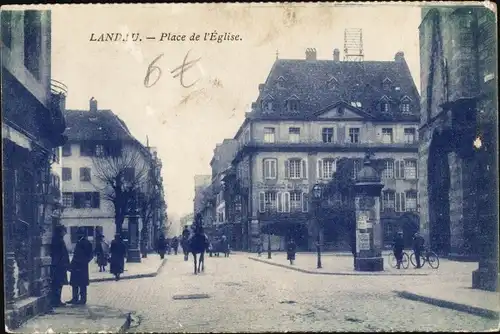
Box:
<box><xmin>90</xmin><ymin>258</ymin><xmax>168</xmax><ymax>283</ymax></box>
<box><xmin>248</xmin><ymin>257</ymin><xmax>429</xmax><ymax>276</ymax></box>
<box><xmin>395</xmin><ymin>290</ymin><xmax>499</xmax><ymax>320</ymax></box>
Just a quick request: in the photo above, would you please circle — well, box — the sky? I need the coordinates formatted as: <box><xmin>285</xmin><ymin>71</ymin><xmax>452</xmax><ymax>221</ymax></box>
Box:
<box><xmin>47</xmin><ymin>3</ymin><xmax>422</xmax><ymax>223</ymax></box>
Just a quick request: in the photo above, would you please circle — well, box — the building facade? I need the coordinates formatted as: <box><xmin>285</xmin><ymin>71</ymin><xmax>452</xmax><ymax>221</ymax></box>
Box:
<box><xmin>2</xmin><ymin>9</ymin><xmax>67</xmax><ymax>329</ymax></box>
<box><xmin>418</xmin><ymin>6</ymin><xmax>498</xmax><ymax>290</ymax></box>
<box><xmin>193</xmin><ymin>174</ymin><xmax>211</xmax><ymax>215</ymax></box>
<box><xmin>228</xmin><ymin>49</ymin><xmax>420</xmax><ymax>252</ymax></box>
<box><xmin>61</xmin><ymin>100</ymin><xmax>163</xmax><ymax>252</ymax></box>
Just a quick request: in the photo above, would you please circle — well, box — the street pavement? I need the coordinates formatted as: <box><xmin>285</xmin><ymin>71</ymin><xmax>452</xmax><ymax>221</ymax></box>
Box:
<box><xmin>60</xmin><ymin>252</ymin><xmax>497</xmax><ymax>332</ymax></box>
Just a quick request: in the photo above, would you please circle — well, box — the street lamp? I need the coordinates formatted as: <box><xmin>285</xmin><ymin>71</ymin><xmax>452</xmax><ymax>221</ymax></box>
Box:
<box><xmin>312</xmin><ymin>183</ymin><xmax>323</xmax><ymax>269</ymax></box>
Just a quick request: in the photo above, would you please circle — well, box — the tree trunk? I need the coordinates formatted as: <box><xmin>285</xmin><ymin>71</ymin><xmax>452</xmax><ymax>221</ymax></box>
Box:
<box><xmin>115</xmin><ymin>214</ymin><xmax>125</xmax><ymax>235</ymax></box>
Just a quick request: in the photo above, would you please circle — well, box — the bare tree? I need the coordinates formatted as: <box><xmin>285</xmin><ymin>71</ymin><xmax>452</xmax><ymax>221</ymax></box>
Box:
<box><xmin>92</xmin><ymin>145</ymin><xmax>149</xmax><ymax>235</ymax></box>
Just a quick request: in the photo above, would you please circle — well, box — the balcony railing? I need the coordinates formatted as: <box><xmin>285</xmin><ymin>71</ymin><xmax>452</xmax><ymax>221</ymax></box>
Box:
<box><xmin>49</xmin><ymin>79</ymin><xmax>68</xmax><ymax>135</ymax></box>
<box><xmin>50</xmin><ymin>79</ymin><xmax>68</xmax><ymax>97</ymax></box>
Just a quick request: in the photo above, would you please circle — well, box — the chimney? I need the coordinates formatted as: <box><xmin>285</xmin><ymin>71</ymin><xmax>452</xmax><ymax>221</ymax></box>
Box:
<box><xmin>333</xmin><ymin>48</ymin><xmax>340</xmax><ymax>61</ymax></box>
<box><xmin>394</xmin><ymin>51</ymin><xmax>405</xmax><ymax>62</ymax></box>
<box><xmin>89</xmin><ymin>97</ymin><xmax>97</xmax><ymax>112</ymax></box>
<box><xmin>258</xmin><ymin>84</ymin><xmax>265</xmax><ymax>92</ymax></box>
<box><xmin>305</xmin><ymin>48</ymin><xmax>317</xmax><ymax>61</ymax></box>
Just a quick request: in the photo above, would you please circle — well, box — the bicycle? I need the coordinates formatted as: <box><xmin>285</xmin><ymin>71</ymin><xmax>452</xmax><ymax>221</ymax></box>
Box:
<box><xmin>388</xmin><ymin>250</ymin><xmax>410</xmax><ymax>269</ymax></box>
<box><xmin>410</xmin><ymin>249</ymin><xmax>440</xmax><ymax>269</ymax></box>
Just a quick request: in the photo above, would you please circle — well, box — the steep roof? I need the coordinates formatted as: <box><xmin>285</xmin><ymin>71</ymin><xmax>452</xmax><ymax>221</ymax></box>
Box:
<box><xmin>63</xmin><ymin>109</ymin><xmax>135</xmax><ymax>142</ymax></box>
<box><xmin>249</xmin><ymin>56</ymin><xmax>420</xmax><ymax>122</ymax></box>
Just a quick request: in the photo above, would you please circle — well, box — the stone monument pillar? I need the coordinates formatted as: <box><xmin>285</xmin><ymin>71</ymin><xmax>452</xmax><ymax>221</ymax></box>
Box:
<box><xmin>127</xmin><ymin>198</ymin><xmax>142</xmax><ymax>263</ymax></box>
<box><xmin>354</xmin><ymin>154</ymin><xmax>385</xmax><ymax>272</ymax></box>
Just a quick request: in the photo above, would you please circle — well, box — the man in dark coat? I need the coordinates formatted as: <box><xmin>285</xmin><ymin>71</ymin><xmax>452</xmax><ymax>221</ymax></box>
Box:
<box><xmin>412</xmin><ymin>232</ymin><xmax>425</xmax><ymax>269</ymax></box>
<box><xmin>286</xmin><ymin>239</ymin><xmax>297</xmax><ymax>265</ymax></box>
<box><xmin>50</xmin><ymin>224</ymin><xmax>70</xmax><ymax>307</ymax></box>
<box><xmin>110</xmin><ymin>234</ymin><xmax>127</xmax><ymax>280</ymax></box>
<box><xmin>171</xmin><ymin>237</ymin><xmax>179</xmax><ymax>255</ymax></box>
<box><xmin>393</xmin><ymin>231</ymin><xmax>405</xmax><ymax>269</ymax></box>
<box><xmin>67</xmin><ymin>227</ymin><xmax>93</xmax><ymax>305</ymax></box>
<box><xmin>157</xmin><ymin>234</ymin><xmax>167</xmax><ymax>259</ymax></box>
<box><xmin>350</xmin><ymin>226</ymin><xmax>357</xmax><ymax>269</ymax></box>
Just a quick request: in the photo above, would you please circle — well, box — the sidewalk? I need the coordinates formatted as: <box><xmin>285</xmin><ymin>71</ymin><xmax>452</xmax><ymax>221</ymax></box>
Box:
<box><xmin>89</xmin><ymin>255</ymin><xmax>167</xmax><ymax>282</ymax></box>
<box><xmin>248</xmin><ymin>252</ymin><xmax>430</xmax><ymax>276</ymax></box>
<box><xmin>396</xmin><ymin>283</ymin><xmax>500</xmax><ymax>320</ymax></box>
<box><xmin>12</xmin><ymin>304</ymin><xmax>132</xmax><ymax>333</ymax></box>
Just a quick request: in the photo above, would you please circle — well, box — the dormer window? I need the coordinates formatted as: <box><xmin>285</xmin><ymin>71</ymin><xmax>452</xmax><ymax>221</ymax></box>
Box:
<box><xmin>286</xmin><ymin>96</ymin><xmax>300</xmax><ymax>113</ymax></box>
<box><xmin>382</xmin><ymin>78</ymin><xmax>392</xmax><ymax>91</ymax></box>
<box><xmin>276</xmin><ymin>76</ymin><xmax>286</xmax><ymax>89</ymax></box>
<box><xmin>400</xmin><ymin>96</ymin><xmax>412</xmax><ymax>113</ymax></box>
<box><xmin>327</xmin><ymin>77</ymin><xmax>338</xmax><ymax>90</ymax></box>
<box><xmin>261</xmin><ymin>95</ymin><xmax>274</xmax><ymax>113</ymax></box>
<box><xmin>379</xmin><ymin>96</ymin><xmax>391</xmax><ymax>113</ymax></box>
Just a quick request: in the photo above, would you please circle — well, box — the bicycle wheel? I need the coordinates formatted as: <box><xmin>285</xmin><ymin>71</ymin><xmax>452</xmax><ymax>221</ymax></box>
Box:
<box><xmin>410</xmin><ymin>253</ymin><xmax>425</xmax><ymax>268</ymax></box>
<box><xmin>389</xmin><ymin>253</ymin><xmax>397</xmax><ymax>268</ymax></box>
<box><xmin>401</xmin><ymin>252</ymin><xmax>410</xmax><ymax>269</ymax></box>
<box><xmin>427</xmin><ymin>251</ymin><xmax>440</xmax><ymax>269</ymax></box>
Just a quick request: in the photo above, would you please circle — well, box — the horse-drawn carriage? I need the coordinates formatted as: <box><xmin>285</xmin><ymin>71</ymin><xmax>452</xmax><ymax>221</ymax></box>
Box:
<box><xmin>208</xmin><ymin>236</ymin><xmax>230</xmax><ymax>257</ymax></box>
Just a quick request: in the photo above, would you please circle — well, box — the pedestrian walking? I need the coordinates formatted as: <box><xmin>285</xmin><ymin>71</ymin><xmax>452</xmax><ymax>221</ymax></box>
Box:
<box><xmin>350</xmin><ymin>226</ymin><xmax>357</xmax><ymax>269</ymax></box>
<box><xmin>286</xmin><ymin>239</ymin><xmax>297</xmax><ymax>265</ymax></box>
<box><xmin>50</xmin><ymin>224</ymin><xmax>70</xmax><ymax>307</ymax></box>
<box><xmin>257</xmin><ymin>238</ymin><xmax>263</xmax><ymax>257</ymax></box>
<box><xmin>67</xmin><ymin>227</ymin><xmax>93</xmax><ymax>305</ymax></box>
<box><xmin>110</xmin><ymin>234</ymin><xmax>127</xmax><ymax>280</ymax></box>
<box><xmin>393</xmin><ymin>231</ymin><xmax>405</xmax><ymax>269</ymax></box>
<box><xmin>94</xmin><ymin>234</ymin><xmax>109</xmax><ymax>272</ymax></box>
<box><xmin>157</xmin><ymin>234</ymin><xmax>167</xmax><ymax>259</ymax></box>
<box><xmin>412</xmin><ymin>232</ymin><xmax>425</xmax><ymax>269</ymax></box>
<box><xmin>172</xmin><ymin>236</ymin><xmax>179</xmax><ymax>255</ymax></box>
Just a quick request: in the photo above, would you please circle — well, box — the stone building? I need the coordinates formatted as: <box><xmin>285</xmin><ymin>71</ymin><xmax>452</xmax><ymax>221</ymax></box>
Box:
<box><xmin>418</xmin><ymin>6</ymin><xmax>497</xmax><ymax>291</ymax></box>
<box><xmin>2</xmin><ymin>9</ymin><xmax>67</xmax><ymax>329</ymax></box>
<box><xmin>226</xmin><ymin>48</ymin><xmax>420</xmax><ymax>252</ymax></box>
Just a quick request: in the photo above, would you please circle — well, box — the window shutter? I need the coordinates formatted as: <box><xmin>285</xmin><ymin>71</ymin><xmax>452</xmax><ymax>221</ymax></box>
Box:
<box><xmin>262</xmin><ymin>159</ymin><xmax>266</xmax><ymax>179</ymax></box>
<box><xmin>401</xmin><ymin>160</ymin><xmax>405</xmax><ymax>179</ymax></box>
<box><xmin>284</xmin><ymin>160</ymin><xmax>290</xmax><ymax>179</ymax></box>
<box><xmin>259</xmin><ymin>192</ymin><xmax>265</xmax><ymax>212</ymax></box>
<box><xmin>271</xmin><ymin>160</ymin><xmax>277</xmax><ymax>179</ymax></box>
<box><xmin>277</xmin><ymin>192</ymin><xmax>283</xmax><ymax>212</ymax></box>
<box><xmin>395</xmin><ymin>161</ymin><xmax>400</xmax><ymax>179</ymax></box>
<box><xmin>401</xmin><ymin>192</ymin><xmax>406</xmax><ymax>212</ymax></box>
<box><xmin>415</xmin><ymin>160</ymin><xmax>419</xmax><ymax>179</ymax></box>
<box><xmin>302</xmin><ymin>193</ymin><xmax>309</xmax><ymax>212</ymax></box>
<box><xmin>395</xmin><ymin>192</ymin><xmax>401</xmax><ymax>212</ymax></box>
<box><xmin>317</xmin><ymin>159</ymin><xmax>323</xmax><ymax>179</ymax></box>
<box><xmin>417</xmin><ymin>191</ymin><xmax>419</xmax><ymax>212</ymax></box>
<box><xmin>381</xmin><ymin>192</ymin><xmax>384</xmax><ymax>211</ymax></box>
<box><xmin>283</xmin><ymin>192</ymin><xmax>290</xmax><ymax>213</ymax></box>
<box><xmin>302</xmin><ymin>159</ymin><xmax>308</xmax><ymax>179</ymax></box>
<box><xmin>338</xmin><ymin>126</ymin><xmax>345</xmax><ymax>143</ymax></box>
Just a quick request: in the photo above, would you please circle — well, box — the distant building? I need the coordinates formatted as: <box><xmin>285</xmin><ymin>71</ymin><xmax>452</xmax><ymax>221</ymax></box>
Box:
<box><xmin>180</xmin><ymin>213</ymin><xmax>194</xmax><ymax>230</ymax></box>
<box><xmin>418</xmin><ymin>7</ymin><xmax>497</xmax><ymax>291</ymax></box>
<box><xmin>224</xmin><ymin>48</ymin><xmax>420</xmax><ymax>252</ymax></box>
<box><xmin>2</xmin><ymin>9</ymin><xmax>67</xmax><ymax>329</ymax></box>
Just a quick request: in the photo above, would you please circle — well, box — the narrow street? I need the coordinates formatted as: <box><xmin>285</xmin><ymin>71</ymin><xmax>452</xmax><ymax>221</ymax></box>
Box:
<box><xmin>63</xmin><ymin>253</ymin><xmax>496</xmax><ymax>332</ymax></box>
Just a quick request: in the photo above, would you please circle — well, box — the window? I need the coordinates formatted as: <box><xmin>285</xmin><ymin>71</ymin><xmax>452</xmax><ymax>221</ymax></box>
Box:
<box><xmin>381</xmin><ymin>102</ymin><xmax>390</xmax><ymax>113</ymax></box>
<box><xmin>395</xmin><ymin>160</ymin><xmax>405</xmax><ymax>179</ymax></box>
<box><xmin>382</xmin><ymin>191</ymin><xmax>395</xmax><ymax>211</ymax></box>
<box><xmin>73</xmin><ymin>192</ymin><xmax>100</xmax><ymax>209</ymax></box>
<box><xmin>395</xmin><ymin>192</ymin><xmax>406</xmax><ymax>212</ymax></box>
<box><xmin>259</xmin><ymin>191</ymin><xmax>277</xmax><ymax>212</ymax></box>
<box><xmin>382</xmin><ymin>79</ymin><xmax>391</xmax><ymax>91</ymax></box>
<box><xmin>235</xmin><ymin>196</ymin><xmax>242</xmax><ymax>213</ymax></box>
<box><xmin>404</xmin><ymin>128</ymin><xmax>416</xmax><ymax>144</ymax></box>
<box><xmin>285</xmin><ymin>158</ymin><xmax>307</xmax><ymax>179</ymax></box>
<box><xmin>317</xmin><ymin>159</ymin><xmax>336</xmax><ymax>179</ymax></box>
<box><xmin>263</xmin><ymin>127</ymin><xmax>275</xmax><ymax>143</ymax></box>
<box><xmin>290</xmin><ymin>192</ymin><xmax>301</xmax><ymax>211</ymax></box>
<box><xmin>406</xmin><ymin>191</ymin><xmax>418</xmax><ymax>211</ymax></box>
<box><xmin>302</xmin><ymin>193</ymin><xmax>309</xmax><ymax>212</ymax></box>
<box><xmin>289</xmin><ymin>127</ymin><xmax>301</xmax><ymax>143</ymax></box>
<box><xmin>382</xmin><ymin>160</ymin><xmax>394</xmax><ymax>179</ymax></box>
<box><xmin>24</xmin><ymin>11</ymin><xmax>42</xmax><ymax>80</ymax></box>
<box><xmin>287</xmin><ymin>99</ymin><xmax>299</xmax><ymax>113</ymax></box>
<box><xmin>401</xmin><ymin>102</ymin><xmax>411</xmax><ymax>113</ymax></box>
<box><xmin>381</xmin><ymin>128</ymin><xmax>393</xmax><ymax>144</ymax></box>
<box><xmin>80</xmin><ymin>167</ymin><xmax>91</xmax><ymax>182</ymax></box>
<box><xmin>95</xmin><ymin>144</ymin><xmax>105</xmax><ymax>157</ymax></box>
<box><xmin>277</xmin><ymin>77</ymin><xmax>286</xmax><ymax>89</ymax></box>
<box><xmin>123</xmin><ymin>168</ymin><xmax>135</xmax><ymax>183</ymax></box>
<box><xmin>278</xmin><ymin>192</ymin><xmax>291</xmax><ymax>213</ymax></box>
<box><xmin>262</xmin><ymin>159</ymin><xmax>277</xmax><ymax>179</ymax></box>
<box><xmin>349</xmin><ymin>128</ymin><xmax>360</xmax><ymax>143</ymax></box>
<box><xmin>80</xmin><ymin>143</ymin><xmax>94</xmax><ymax>156</ymax></box>
<box><xmin>322</xmin><ymin>128</ymin><xmax>334</xmax><ymax>143</ymax></box>
<box><xmin>62</xmin><ymin>168</ymin><xmax>72</xmax><ymax>181</ymax></box>
<box><xmin>62</xmin><ymin>143</ymin><xmax>72</xmax><ymax>157</ymax></box>
<box><xmin>62</xmin><ymin>192</ymin><xmax>73</xmax><ymax>207</ymax></box>
<box><xmin>353</xmin><ymin>160</ymin><xmax>360</xmax><ymax>180</ymax></box>
<box><xmin>405</xmin><ymin>160</ymin><xmax>417</xmax><ymax>179</ymax></box>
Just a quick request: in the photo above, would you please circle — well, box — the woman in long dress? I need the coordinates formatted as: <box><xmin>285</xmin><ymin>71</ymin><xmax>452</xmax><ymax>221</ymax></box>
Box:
<box><xmin>109</xmin><ymin>234</ymin><xmax>127</xmax><ymax>280</ymax></box>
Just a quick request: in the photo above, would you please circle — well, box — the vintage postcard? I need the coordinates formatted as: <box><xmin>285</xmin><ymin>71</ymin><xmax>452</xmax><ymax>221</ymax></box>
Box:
<box><xmin>1</xmin><ymin>2</ymin><xmax>498</xmax><ymax>333</ymax></box>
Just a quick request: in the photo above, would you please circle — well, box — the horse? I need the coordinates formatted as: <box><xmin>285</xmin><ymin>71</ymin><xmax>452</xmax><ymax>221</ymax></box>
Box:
<box><xmin>188</xmin><ymin>232</ymin><xmax>209</xmax><ymax>274</ymax></box>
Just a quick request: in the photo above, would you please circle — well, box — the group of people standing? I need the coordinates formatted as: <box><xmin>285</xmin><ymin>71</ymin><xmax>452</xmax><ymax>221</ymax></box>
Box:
<box><xmin>50</xmin><ymin>226</ymin><xmax>133</xmax><ymax>307</ymax></box>
<box><xmin>156</xmin><ymin>235</ymin><xmax>180</xmax><ymax>259</ymax></box>
<box><xmin>392</xmin><ymin>231</ymin><xmax>426</xmax><ymax>269</ymax></box>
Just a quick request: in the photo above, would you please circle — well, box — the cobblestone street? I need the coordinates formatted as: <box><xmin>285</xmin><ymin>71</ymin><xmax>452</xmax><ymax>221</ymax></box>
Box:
<box><xmin>61</xmin><ymin>253</ymin><xmax>497</xmax><ymax>332</ymax></box>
